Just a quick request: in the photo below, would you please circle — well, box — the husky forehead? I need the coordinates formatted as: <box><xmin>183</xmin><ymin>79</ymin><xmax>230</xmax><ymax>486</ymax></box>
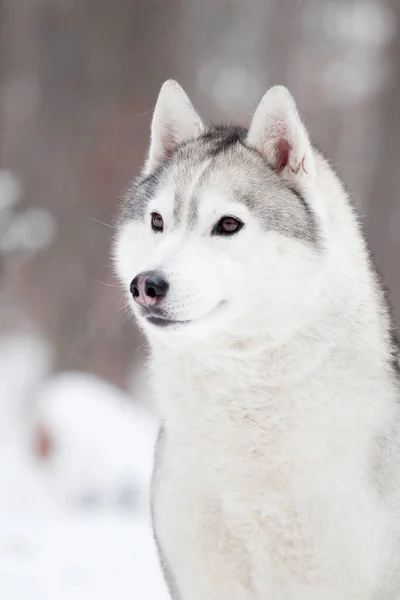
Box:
<box><xmin>122</xmin><ymin>125</ymin><xmax>317</xmax><ymax>245</ymax></box>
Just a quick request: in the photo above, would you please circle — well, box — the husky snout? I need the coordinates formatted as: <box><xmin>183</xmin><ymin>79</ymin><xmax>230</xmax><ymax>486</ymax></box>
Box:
<box><xmin>130</xmin><ymin>270</ymin><xmax>169</xmax><ymax>307</ymax></box>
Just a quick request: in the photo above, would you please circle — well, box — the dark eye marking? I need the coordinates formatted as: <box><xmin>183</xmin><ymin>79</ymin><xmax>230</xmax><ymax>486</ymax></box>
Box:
<box><xmin>151</xmin><ymin>212</ymin><xmax>164</xmax><ymax>232</ymax></box>
<box><xmin>212</xmin><ymin>216</ymin><xmax>244</xmax><ymax>236</ymax></box>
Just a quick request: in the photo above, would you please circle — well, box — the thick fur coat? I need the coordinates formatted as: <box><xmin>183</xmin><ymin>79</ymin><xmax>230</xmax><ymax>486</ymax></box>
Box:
<box><xmin>114</xmin><ymin>81</ymin><xmax>400</xmax><ymax>599</ymax></box>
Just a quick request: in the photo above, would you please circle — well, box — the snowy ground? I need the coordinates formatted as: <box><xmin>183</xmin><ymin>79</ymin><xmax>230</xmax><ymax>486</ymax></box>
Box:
<box><xmin>0</xmin><ymin>334</ymin><xmax>170</xmax><ymax>600</ymax></box>
<box><xmin>0</xmin><ymin>513</ymin><xmax>168</xmax><ymax>600</ymax></box>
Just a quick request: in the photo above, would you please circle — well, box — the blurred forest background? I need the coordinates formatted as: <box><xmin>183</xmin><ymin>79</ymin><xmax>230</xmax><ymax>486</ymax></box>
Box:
<box><xmin>0</xmin><ymin>1</ymin><xmax>399</xmax><ymax>598</ymax></box>
<box><xmin>1</xmin><ymin>0</ymin><xmax>399</xmax><ymax>390</ymax></box>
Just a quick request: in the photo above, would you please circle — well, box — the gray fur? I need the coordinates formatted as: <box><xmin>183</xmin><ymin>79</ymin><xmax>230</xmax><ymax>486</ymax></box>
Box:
<box><xmin>121</xmin><ymin>126</ymin><xmax>318</xmax><ymax>245</ymax></box>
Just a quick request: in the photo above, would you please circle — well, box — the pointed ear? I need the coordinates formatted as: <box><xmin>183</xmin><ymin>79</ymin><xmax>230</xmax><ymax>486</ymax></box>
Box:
<box><xmin>144</xmin><ymin>80</ymin><xmax>204</xmax><ymax>174</ymax></box>
<box><xmin>246</xmin><ymin>86</ymin><xmax>315</xmax><ymax>185</ymax></box>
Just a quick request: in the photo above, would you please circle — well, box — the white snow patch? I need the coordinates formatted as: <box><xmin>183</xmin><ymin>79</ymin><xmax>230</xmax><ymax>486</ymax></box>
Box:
<box><xmin>36</xmin><ymin>371</ymin><xmax>158</xmax><ymax>511</ymax></box>
<box><xmin>0</xmin><ymin>207</ymin><xmax>57</xmax><ymax>253</ymax></box>
<box><xmin>0</xmin><ymin>513</ymin><xmax>169</xmax><ymax>600</ymax></box>
<box><xmin>0</xmin><ymin>337</ymin><xmax>169</xmax><ymax>599</ymax></box>
<box><xmin>0</xmin><ymin>170</ymin><xmax>21</xmax><ymax>212</ymax></box>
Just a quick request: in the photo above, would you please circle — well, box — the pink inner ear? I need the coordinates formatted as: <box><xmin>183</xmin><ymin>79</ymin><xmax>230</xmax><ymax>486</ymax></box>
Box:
<box><xmin>274</xmin><ymin>138</ymin><xmax>291</xmax><ymax>172</ymax></box>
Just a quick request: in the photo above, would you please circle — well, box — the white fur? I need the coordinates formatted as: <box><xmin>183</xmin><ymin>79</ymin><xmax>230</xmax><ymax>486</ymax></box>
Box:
<box><xmin>145</xmin><ymin>79</ymin><xmax>204</xmax><ymax>174</ymax></box>
<box><xmin>114</xmin><ymin>83</ymin><xmax>400</xmax><ymax>599</ymax></box>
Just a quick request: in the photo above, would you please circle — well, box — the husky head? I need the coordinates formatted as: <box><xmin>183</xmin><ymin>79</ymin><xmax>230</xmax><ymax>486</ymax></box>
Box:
<box><xmin>114</xmin><ymin>81</ymin><xmax>345</xmax><ymax>347</ymax></box>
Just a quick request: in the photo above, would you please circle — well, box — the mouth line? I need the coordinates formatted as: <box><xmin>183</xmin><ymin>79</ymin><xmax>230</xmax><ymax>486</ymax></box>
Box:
<box><xmin>140</xmin><ymin>300</ymin><xmax>226</xmax><ymax>330</ymax></box>
<box><xmin>144</xmin><ymin>315</ymin><xmax>192</xmax><ymax>328</ymax></box>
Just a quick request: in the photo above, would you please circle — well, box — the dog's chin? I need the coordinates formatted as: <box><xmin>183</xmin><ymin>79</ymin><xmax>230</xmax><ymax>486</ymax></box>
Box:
<box><xmin>136</xmin><ymin>301</ymin><xmax>227</xmax><ymax>339</ymax></box>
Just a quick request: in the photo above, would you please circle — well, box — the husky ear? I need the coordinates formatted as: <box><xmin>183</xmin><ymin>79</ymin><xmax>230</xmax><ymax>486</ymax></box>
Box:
<box><xmin>144</xmin><ymin>80</ymin><xmax>204</xmax><ymax>174</ymax></box>
<box><xmin>246</xmin><ymin>86</ymin><xmax>315</xmax><ymax>184</ymax></box>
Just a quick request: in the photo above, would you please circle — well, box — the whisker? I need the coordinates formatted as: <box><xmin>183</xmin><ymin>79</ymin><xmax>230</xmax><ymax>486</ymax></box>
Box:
<box><xmin>124</xmin><ymin>309</ymin><xmax>133</xmax><ymax>324</ymax></box>
<box><xmin>137</xmin><ymin>108</ymin><xmax>153</xmax><ymax>118</ymax></box>
<box><xmin>134</xmin><ymin>341</ymin><xmax>147</xmax><ymax>355</ymax></box>
<box><xmin>116</xmin><ymin>295</ymin><xmax>126</xmax><ymax>309</ymax></box>
<box><xmin>94</xmin><ymin>280</ymin><xmax>120</xmax><ymax>288</ymax></box>
<box><xmin>89</xmin><ymin>217</ymin><xmax>117</xmax><ymax>230</ymax></box>
<box><xmin>117</xmin><ymin>303</ymin><xmax>129</xmax><ymax>312</ymax></box>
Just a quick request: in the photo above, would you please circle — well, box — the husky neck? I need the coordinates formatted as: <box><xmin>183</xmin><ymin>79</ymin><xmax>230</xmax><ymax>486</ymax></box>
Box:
<box><xmin>149</xmin><ymin>285</ymin><xmax>390</xmax><ymax>427</ymax></box>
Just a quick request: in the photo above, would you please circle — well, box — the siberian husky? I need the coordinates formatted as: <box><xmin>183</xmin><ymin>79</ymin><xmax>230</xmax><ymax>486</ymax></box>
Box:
<box><xmin>114</xmin><ymin>80</ymin><xmax>400</xmax><ymax>599</ymax></box>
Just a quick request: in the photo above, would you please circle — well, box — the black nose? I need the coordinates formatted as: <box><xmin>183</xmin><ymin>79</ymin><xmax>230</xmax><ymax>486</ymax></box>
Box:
<box><xmin>144</xmin><ymin>271</ymin><xmax>169</xmax><ymax>298</ymax></box>
<box><xmin>130</xmin><ymin>270</ymin><xmax>169</xmax><ymax>306</ymax></box>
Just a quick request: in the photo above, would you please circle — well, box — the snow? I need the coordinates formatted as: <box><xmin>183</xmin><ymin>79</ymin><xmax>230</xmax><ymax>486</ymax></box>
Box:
<box><xmin>0</xmin><ymin>514</ymin><xmax>168</xmax><ymax>600</ymax></box>
<box><xmin>0</xmin><ymin>207</ymin><xmax>57</xmax><ymax>253</ymax></box>
<box><xmin>0</xmin><ymin>170</ymin><xmax>20</xmax><ymax>213</ymax></box>
<box><xmin>0</xmin><ymin>168</ymin><xmax>56</xmax><ymax>254</ymax></box>
<box><xmin>0</xmin><ymin>333</ymin><xmax>170</xmax><ymax>600</ymax></box>
<box><xmin>36</xmin><ymin>372</ymin><xmax>158</xmax><ymax>510</ymax></box>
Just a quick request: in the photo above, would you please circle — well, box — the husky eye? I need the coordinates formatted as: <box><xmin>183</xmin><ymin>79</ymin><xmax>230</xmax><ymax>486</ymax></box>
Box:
<box><xmin>212</xmin><ymin>216</ymin><xmax>243</xmax><ymax>236</ymax></box>
<box><xmin>151</xmin><ymin>212</ymin><xmax>164</xmax><ymax>232</ymax></box>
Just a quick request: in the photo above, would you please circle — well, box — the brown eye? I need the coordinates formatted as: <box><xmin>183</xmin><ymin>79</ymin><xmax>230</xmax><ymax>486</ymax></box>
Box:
<box><xmin>212</xmin><ymin>216</ymin><xmax>243</xmax><ymax>236</ymax></box>
<box><xmin>151</xmin><ymin>212</ymin><xmax>164</xmax><ymax>232</ymax></box>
